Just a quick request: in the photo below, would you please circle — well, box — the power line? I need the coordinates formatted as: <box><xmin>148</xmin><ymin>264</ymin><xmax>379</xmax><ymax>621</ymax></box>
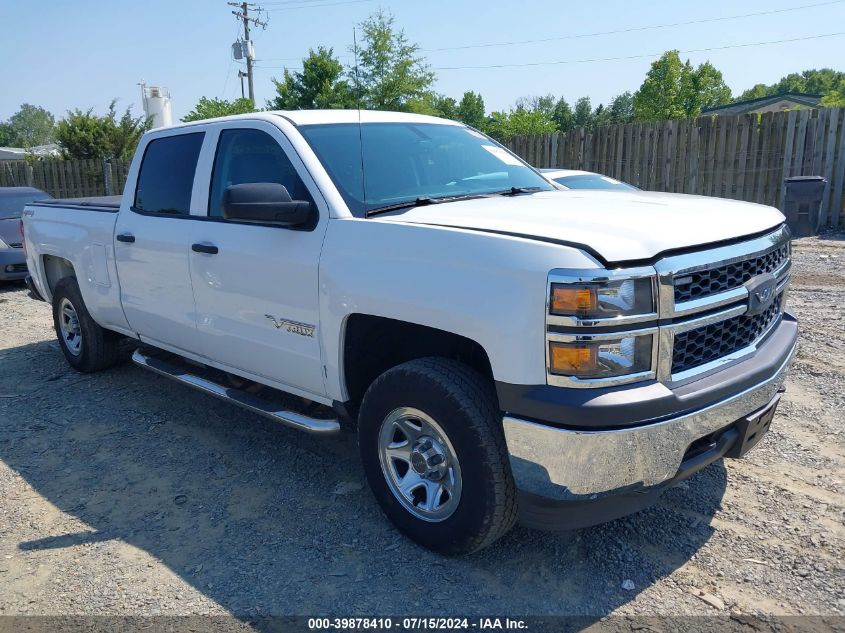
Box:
<box><xmin>422</xmin><ymin>0</ymin><xmax>845</xmax><ymax>52</ymax></box>
<box><xmin>261</xmin><ymin>0</ymin><xmax>358</xmax><ymax>4</ymax></box>
<box><xmin>253</xmin><ymin>65</ymin><xmax>303</xmax><ymax>72</ymax></box>
<box><xmin>264</xmin><ymin>0</ymin><xmax>378</xmax><ymax>10</ymax></box>
<box><xmin>258</xmin><ymin>55</ymin><xmax>354</xmax><ymax>61</ymax></box>
<box><xmin>434</xmin><ymin>32</ymin><xmax>845</xmax><ymax>70</ymax></box>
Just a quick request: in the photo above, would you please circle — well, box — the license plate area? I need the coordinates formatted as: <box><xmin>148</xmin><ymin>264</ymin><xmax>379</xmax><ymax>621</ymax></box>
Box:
<box><xmin>727</xmin><ymin>394</ymin><xmax>780</xmax><ymax>458</ymax></box>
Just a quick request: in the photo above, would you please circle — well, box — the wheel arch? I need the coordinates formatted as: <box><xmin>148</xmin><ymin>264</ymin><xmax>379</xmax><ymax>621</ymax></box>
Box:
<box><xmin>340</xmin><ymin>314</ymin><xmax>495</xmax><ymax>418</ymax></box>
<box><xmin>42</xmin><ymin>254</ymin><xmax>76</xmax><ymax>298</ymax></box>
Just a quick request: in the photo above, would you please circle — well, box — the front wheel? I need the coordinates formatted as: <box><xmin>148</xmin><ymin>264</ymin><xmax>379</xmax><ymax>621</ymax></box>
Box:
<box><xmin>358</xmin><ymin>358</ymin><xmax>517</xmax><ymax>554</ymax></box>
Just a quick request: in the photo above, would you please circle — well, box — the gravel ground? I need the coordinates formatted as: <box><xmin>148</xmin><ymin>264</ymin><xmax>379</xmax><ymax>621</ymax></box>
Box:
<box><xmin>0</xmin><ymin>234</ymin><xmax>843</xmax><ymax>621</ymax></box>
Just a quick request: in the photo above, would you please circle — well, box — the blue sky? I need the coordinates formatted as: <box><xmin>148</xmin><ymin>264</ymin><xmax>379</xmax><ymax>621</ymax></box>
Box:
<box><xmin>2</xmin><ymin>0</ymin><xmax>843</xmax><ymax>122</ymax></box>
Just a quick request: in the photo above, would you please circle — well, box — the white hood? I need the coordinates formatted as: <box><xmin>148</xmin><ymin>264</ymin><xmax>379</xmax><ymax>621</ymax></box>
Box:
<box><xmin>378</xmin><ymin>190</ymin><xmax>785</xmax><ymax>263</ymax></box>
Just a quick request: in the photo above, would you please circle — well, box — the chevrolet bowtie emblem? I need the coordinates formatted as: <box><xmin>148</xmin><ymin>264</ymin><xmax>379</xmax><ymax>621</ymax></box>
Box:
<box><xmin>744</xmin><ymin>273</ymin><xmax>777</xmax><ymax>316</ymax></box>
<box><xmin>754</xmin><ymin>286</ymin><xmax>773</xmax><ymax>304</ymax></box>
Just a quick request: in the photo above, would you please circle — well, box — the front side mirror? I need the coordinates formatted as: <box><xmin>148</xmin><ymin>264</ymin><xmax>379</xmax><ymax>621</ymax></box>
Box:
<box><xmin>222</xmin><ymin>182</ymin><xmax>314</xmax><ymax>226</ymax></box>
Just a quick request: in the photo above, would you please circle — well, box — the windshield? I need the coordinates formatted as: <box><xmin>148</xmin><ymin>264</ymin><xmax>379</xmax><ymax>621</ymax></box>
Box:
<box><xmin>299</xmin><ymin>122</ymin><xmax>554</xmax><ymax>216</ymax></box>
<box><xmin>0</xmin><ymin>191</ymin><xmax>51</xmax><ymax>219</ymax></box>
<box><xmin>554</xmin><ymin>174</ymin><xmax>637</xmax><ymax>191</ymax></box>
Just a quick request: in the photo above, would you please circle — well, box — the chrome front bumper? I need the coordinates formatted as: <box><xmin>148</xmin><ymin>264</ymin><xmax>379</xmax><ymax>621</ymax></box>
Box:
<box><xmin>503</xmin><ymin>337</ymin><xmax>797</xmax><ymax>502</ymax></box>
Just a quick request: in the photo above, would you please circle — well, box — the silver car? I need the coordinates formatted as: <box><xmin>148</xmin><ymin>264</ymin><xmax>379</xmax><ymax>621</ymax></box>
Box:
<box><xmin>0</xmin><ymin>187</ymin><xmax>51</xmax><ymax>281</ymax></box>
<box><xmin>540</xmin><ymin>168</ymin><xmax>638</xmax><ymax>191</ymax></box>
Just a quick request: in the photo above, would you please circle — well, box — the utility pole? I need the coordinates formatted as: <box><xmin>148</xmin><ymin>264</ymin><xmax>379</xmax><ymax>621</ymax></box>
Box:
<box><xmin>228</xmin><ymin>2</ymin><xmax>267</xmax><ymax>104</ymax></box>
<box><xmin>238</xmin><ymin>70</ymin><xmax>247</xmax><ymax>99</ymax></box>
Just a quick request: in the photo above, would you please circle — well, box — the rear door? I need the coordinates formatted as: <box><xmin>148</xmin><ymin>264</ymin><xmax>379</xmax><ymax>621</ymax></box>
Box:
<box><xmin>114</xmin><ymin>131</ymin><xmax>204</xmax><ymax>352</ymax></box>
<box><xmin>187</xmin><ymin>121</ymin><xmax>329</xmax><ymax>399</ymax></box>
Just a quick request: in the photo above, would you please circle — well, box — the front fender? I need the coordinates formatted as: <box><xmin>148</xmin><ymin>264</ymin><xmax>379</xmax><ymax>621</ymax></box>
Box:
<box><xmin>318</xmin><ymin>218</ymin><xmax>600</xmax><ymax>402</ymax></box>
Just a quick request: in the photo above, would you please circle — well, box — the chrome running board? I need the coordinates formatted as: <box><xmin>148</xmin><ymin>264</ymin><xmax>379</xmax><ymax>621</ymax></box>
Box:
<box><xmin>131</xmin><ymin>349</ymin><xmax>340</xmax><ymax>435</ymax></box>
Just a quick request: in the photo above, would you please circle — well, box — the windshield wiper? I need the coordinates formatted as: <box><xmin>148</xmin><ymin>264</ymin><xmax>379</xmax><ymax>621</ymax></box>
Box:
<box><xmin>365</xmin><ymin>197</ymin><xmax>435</xmax><ymax>217</ymax></box>
<box><xmin>365</xmin><ymin>188</ymin><xmax>543</xmax><ymax>217</ymax></box>
<box><xmin>365</xmin><ymin>193</ymin><xmax>488</xmax><ymax>217</ymax></box>
<box><xmin>488</xmin><ymin>186</ymin><xmax>544</xmax><ymax>196</ymax></box>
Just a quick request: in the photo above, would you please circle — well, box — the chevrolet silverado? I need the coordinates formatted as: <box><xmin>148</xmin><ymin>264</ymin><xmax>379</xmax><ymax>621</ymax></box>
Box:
<box><xmin>21</xmin><ymin>111</ymin><xmax>797</xmax><ymax>554</ymax></box>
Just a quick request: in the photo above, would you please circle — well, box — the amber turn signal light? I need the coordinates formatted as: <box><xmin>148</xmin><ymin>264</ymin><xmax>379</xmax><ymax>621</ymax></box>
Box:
<box><xmin>549</xmin><ymin>343</ymin><xmax>597</xmax><ymax>374</ymax></box>
<box><xmin>551</xmin><ymin>286</ymin><xmax>596</xmax><ymax>315</ymax></box>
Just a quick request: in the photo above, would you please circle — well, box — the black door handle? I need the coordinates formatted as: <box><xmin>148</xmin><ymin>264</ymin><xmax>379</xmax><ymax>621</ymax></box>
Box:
<box><xmin>192</xmin><ymin>243</ymin><xmax>219</xmax><ymax>255</ymax></box>
<box><xmin>116</xmin><ymin>233</ymin><xmax>135</xmax><ymax>243</ymax></box>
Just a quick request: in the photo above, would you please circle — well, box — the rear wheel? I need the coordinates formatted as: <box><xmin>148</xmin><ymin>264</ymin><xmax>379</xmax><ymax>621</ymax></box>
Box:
<box><xmin>52</xmin><ymin>276</ymin><xmax>122</xmax><ymax>372</ymax></box>
<box><xmin>358</xmin><ymin>358</ymin><xmax>517</xmax><ymax>554</ymax></box>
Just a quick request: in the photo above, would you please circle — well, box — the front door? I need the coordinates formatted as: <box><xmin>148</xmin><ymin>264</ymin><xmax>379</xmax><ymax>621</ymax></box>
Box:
<box><xmin>188</xmin><ymin>123</ymin><xmax>329</xmax><ymax>399</ymax></box>
<box><xmin>114</xmin><ymin>131</ymin><xmax>204</xmax><ymax>353</ymax></box>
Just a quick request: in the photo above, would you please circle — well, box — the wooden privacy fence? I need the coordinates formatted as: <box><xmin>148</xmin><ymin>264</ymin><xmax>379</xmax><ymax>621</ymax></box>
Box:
<box><xmin>505</xmin><ymin>108</ymin><xmax>845</xmax><ymax>228</ymax></box>
<box><xmin>1</xmin><ymin>110</ymin><xmax>843</xmax><ymax>226</ymax></box>
<box><xmin>0</xmin><ymin>158</ymin><xmax>131</xmax><ymax>199</ymax></box>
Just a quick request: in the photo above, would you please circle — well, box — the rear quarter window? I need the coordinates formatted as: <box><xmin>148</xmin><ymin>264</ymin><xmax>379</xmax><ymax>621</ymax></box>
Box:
<box><xmin>134</xmin><ymin>132</ymin><xmax>204</xmax><ymax>215</ymax></box>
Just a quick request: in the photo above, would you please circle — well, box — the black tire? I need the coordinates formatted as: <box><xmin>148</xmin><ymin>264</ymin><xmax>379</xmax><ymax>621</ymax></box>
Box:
<box><xmin>52</xmin><ymin>276</ymin><xmax>122</xmax><ymax>372</ymax></box>
<box><xmin>358</xmin><ymin>357</ymin><xmax>517</xmax><ymax>554</ymax></box>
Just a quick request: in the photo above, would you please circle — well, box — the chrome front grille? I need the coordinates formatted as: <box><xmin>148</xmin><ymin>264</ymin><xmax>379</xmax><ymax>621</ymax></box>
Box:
<box><xmin>673</xmin><ymin>244</ymin><xmax>789</xmax><ymax>303</ymax></box>
<box><xmin>654</xmin><ymin>225</ymin><xmax>792</xmax><ymax>383</ymax></box>
<box><xmin>545</xmin><ymin>225</ymin><xmax>793</xmax><ymax>388</ymax></box>
<box><xmin>672</xmin><ymin>292</ymin><xmax>783</xmax><ymax>374</ymax></box>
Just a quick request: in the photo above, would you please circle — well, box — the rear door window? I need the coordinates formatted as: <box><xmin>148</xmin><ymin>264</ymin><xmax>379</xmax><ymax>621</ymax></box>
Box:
<box><xmin>134</xmin><ymin>132</ymin><xmax>204</xmax><ymax>215</ymax></box>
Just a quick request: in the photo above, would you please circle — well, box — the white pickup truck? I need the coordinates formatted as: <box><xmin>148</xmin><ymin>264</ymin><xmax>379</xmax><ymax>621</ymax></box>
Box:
<box><xmin>22</xmin><ymin>110</ymin><xmax>797</xmax><ymax>554</ymax></box>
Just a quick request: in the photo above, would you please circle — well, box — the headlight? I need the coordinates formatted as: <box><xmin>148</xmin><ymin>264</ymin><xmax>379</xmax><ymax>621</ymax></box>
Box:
<box><xmin>0</xmin><ymin>235</ymin><xmax>8</xmax><ymax>249</ymax></box>
<box><xmin>550</xmin><ymin>277</ymin><xmax>655</xmax><ymax>319</ymax></box>
<box><xmin>546</xmin><ymin>267</ymin><xmax>659</xmax><ymax>387</ymax></box>
<box><xmin>549</xmin><ymin>332</ymin><xmax>654</xmax><ymax>380</ymax></box>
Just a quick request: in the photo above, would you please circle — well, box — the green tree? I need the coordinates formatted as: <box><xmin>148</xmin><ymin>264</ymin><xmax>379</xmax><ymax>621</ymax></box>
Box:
<box><xmin>267</xmin><ymin>47</ymin><xmax>354</xmax><ymax>110</ymax></box>
<box><xmin>0</xmin><ymin>104</ymin><xmax>56</xmax><ymax>147</ymax></box>
<box><xmin>431</xmin><ymin>94</ymin><xmax>458</xmax><ymax>118</ymax></box>
<box><xmin>573</xmin><ymin>96</ymin><xmax>593</xmax><ymax>128</ymax></box>
<box><xmin>739</xmin><ymin>83</ymin><xmax>769</xmax><ymax>101</ymax></box>
<box><xmin>402</xmin><ymin>92</ymin><xmax>458</xmax><ymax>117</ymax></box>
<box><xmin>683</xmin><ymin>61</ymin><xmax>731</xmax><ymax>114</ymax></box>
<box><xmin>632</xmin><ymin>51</ymin><xmax>688</xmax><ymax>120</ymax></box>
<box><xmin>56</xmin><ymin>101</ymin><xmax>151</xmax><ymax>160</ymax></box>
<box><xmin>633</xmin><ymin>51</ymin><xmax>731</xmax><ymax>120</ymax></box>
<box><xmin>592</xmin><ymin>103</ymin><xmax>612</xmax><ymax>128</ymax></box>
<box><xmin>352</xmin><ymin>9</ymin><xmax>435</xmax><ymax>110</ymax></box>
<box><xmin>515</xmin><ymin>94</ymin><xmax>556</xmax><ymax>116</ymax></box>
<box><xmin>608</xmin><ymin>92</ymin><xmax>634</xmax><ymax>124</ymax></box>
<box><xmin>0</xmin><ymin>123</ymin><xmax>13</xmax><ymax>146</ymax></box>
<box><xmin>456</xmin><ymin>91</ymin><xmax>486</xmax><ymax>129</ymax></box>
<box><xmin>739</xmin><ymin>68</ymin><xmax>845</xmax><ymax>103</ymax></box>
<box><xmin>821</xmin><ymin>78</ymin><xmax>845</xmax><ymax>107</ymax></box>
<box><xmin>485</xmin><ymin>105</ymin><xmax>556</xmax><ymax>142</ymax></box>
<box><xmin>799</xmin><ymin>69</ymin><xmax>845</xmax><ymax>95</ymax></box>
<box><xmin>182</xmin><ymin>97</ymin><xmax>256</xmax><ymax>122</ymax></box>
<box><xmin>800</xmin><ymin>69</ymin><xmax>844</xmax><ymax>94</ymax></box>
<box><xmin>551</xmin><ymin>98</ymin><xmax>574</xmax><ymax>132</ymax></box>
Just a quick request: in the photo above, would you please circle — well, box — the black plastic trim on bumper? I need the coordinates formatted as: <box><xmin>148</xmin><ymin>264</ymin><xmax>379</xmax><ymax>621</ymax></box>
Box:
<box><xmin>496</xmin><ymin>312</ymin><xmax>797</xmax><ymax>431</ymax></box>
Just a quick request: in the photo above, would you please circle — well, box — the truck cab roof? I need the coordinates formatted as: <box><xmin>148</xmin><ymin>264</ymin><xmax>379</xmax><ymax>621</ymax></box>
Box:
<box><xmin>162</xmin><ymin>110</ymin><xmax>465</xmax><ymax>132</ymax></box>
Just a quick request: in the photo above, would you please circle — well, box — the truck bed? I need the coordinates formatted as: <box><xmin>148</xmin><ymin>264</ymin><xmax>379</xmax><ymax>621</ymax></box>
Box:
<box><xmin>23</xmin><ymin>197</ymin><xmax>129</xmax><ymax>333</ymax></box>
<box><xmin>29</xmin><ymin>196</ymin><xmax>122</xmax><ymax>212</ymax></box>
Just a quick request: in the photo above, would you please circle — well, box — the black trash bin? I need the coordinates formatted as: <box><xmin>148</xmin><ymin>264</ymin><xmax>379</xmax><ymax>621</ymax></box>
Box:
<box><xmin>783</xmin><ymin>175</ymin><xmax>826</xmax><ymax>238</ymax></box>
